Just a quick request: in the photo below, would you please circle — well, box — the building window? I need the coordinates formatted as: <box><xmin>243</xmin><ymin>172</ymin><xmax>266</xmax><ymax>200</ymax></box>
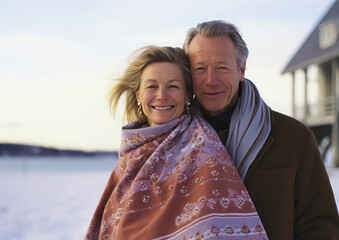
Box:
<box><xmin>319</xmin><ymin>21</ymin><xmax>337</xmax><ymax>49</ymax></box>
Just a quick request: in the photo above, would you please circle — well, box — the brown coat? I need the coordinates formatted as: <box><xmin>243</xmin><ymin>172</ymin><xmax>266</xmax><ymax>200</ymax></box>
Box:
<box><xmin>236</xmin><ymin>111</ymin><xmax>339</xmax><ymax>239</ymax></box>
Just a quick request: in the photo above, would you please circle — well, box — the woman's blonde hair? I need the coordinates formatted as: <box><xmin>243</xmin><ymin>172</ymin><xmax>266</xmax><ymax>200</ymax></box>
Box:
<box><xmin>108</xmin><ymin>46</ymin><xmax>192</xmax><ymax>123</ymax></box>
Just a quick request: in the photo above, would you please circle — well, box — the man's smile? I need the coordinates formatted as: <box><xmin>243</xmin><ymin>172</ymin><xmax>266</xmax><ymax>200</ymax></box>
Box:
<box><xmin>203</xmin><ymin>91</ymin><xmax>224</xmax><ymax>96</ymax></box>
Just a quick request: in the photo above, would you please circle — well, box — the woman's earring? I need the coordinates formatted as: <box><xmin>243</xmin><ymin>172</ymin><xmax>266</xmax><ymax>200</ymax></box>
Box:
<box><xmin>137</xmin><ymin>101</ymin><xmax>143</xmax><ymax>115</ymax></box>
<box><xmin>186</xmin><ymin>102</ymin><xmax>190</xmax><ymax>114</ymax></box>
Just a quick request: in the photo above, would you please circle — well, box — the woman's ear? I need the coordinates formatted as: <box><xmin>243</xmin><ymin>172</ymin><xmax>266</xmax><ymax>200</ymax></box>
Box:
<box><xmin>185</xmin><ymin>92</ymin><xmax>193</xmax><ymax>104</ymax></box>
<box><xmin>135</xmin><ymin>91</ymin><xmax>140</xmax><ymax>102</ymax></box>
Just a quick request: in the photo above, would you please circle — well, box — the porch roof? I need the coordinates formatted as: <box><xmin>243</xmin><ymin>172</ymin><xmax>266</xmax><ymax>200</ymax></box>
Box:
<box><xmin>282</xmin><ymin>1</ymin><xmax>339</xmax><ymax>74</ymax></box>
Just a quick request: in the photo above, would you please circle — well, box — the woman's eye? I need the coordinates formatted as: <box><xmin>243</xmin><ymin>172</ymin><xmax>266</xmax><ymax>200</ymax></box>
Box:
<box><xmin>169</xmin><ymin>85</ymin><xmax>179</xmax><ymax>88</ymax></box>
<box><xmin>146</xmin><ymin>85</ymin><xmax>157</xmax><ymax>89</ymax></box>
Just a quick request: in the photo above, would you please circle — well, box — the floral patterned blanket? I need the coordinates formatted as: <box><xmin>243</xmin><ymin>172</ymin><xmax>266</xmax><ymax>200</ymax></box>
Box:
<box><xmin>85</xmin><ymin>113</ymin><xmax>268</xmax><ymax>240</ymax></box>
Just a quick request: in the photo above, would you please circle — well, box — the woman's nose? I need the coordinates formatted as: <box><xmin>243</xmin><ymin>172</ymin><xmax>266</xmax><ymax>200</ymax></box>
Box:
<box><xmin>156</xmin><ymin>88</ymin><xmax>168</xmax><ymax>100</ymax></box>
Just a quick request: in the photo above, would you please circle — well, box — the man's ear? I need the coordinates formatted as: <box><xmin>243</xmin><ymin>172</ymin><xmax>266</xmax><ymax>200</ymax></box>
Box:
<box><xmin>240</xmin><ymin>60</ymin><xmax>246</xmax><ymax>81</ymax></box>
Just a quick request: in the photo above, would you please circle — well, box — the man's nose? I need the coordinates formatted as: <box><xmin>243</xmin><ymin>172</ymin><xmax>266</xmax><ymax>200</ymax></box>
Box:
<box><xmin>205</xmin><ymin>69</ymin><xmax>218</xmax><ymax>86</ymax></box>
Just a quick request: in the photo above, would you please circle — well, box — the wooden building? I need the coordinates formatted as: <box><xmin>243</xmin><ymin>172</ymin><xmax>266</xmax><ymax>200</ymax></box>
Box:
<box><xmin>282</xmin><ymin>0</ymin><xmax>339</xmax><ymax>167</ymax></box>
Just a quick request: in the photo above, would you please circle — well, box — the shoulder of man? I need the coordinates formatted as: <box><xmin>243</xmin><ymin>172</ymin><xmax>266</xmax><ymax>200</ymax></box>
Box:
<box><xmin>270</xmin><ymin>110</ymin><xmax>314</xmax><ymax>136</ymax></box>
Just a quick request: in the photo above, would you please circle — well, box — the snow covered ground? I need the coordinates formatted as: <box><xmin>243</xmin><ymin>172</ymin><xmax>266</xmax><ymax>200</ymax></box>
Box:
<box><xmin>0</xmin><ymin>157</ymin><xmax>338</xmax><ymax>240</ymax></box>
<box><xmin>0</xmin><ymin>157</ymin><xmax>116</xmax><ymax>240</ymax></box>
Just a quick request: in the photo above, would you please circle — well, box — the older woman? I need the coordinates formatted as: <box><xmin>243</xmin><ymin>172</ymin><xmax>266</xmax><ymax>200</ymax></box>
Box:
<box><xmin>85</xmin><ymin>46</ymin><xmax>268</xmax><ymax>240</ymax></box>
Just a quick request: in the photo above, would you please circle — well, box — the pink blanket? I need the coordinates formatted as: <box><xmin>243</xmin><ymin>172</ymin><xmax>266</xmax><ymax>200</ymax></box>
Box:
<box><xmin>85</xmin><ymin>113</ymin><xmax>268</xmax><ymax>240</ymax></box>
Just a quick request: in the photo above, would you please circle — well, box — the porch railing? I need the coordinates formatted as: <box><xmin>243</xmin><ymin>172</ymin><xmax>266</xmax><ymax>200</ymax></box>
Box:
<box><xmin>295</xmin><ymin>96</ymin><xmax>335</xmax><ymax>120</ymax></box>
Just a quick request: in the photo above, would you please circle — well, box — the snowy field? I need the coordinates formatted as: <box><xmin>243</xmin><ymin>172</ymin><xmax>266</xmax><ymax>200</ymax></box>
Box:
<box><xmin>0</xmin><ymin>156</ymin><xmax>338</xmax><ymax>240</ymax></box>
<box><xmin>0</xmin><ymin>157</ymin><xmax>117</xmax><ymax>240</ymax></box>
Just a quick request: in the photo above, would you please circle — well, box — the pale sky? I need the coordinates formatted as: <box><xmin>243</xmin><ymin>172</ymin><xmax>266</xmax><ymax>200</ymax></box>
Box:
<box><xmin>0</xmin><ymin>0</ymin><xmax>335</xmax><ymax>151</ymax></box>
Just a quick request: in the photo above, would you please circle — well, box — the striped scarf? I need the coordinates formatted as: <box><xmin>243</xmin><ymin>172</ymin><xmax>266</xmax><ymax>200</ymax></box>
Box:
<box><xmin>226</xmin><ymin>79</ymin><xmax>271</xmax><ymax>179</ymax></box>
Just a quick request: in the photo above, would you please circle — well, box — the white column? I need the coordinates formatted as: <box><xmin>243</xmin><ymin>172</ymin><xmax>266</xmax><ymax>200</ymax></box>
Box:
<box><xmin>292</xmin><ymin>71</ymin><xmax>296</xmax><ymax>118</ymax></box>
<box><xmin>331</xmin><ymin>58</ymin><xmax>339</xmax><ymax>167</ymax></box>
<box><xmin>304</xmin><ymin>68</ymin><xmax>309</xmax><ymax>122</ymax></box>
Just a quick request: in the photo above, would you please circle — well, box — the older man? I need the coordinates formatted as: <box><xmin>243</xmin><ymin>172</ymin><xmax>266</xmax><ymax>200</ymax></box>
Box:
<box><xmin>184</xmin><ymin>20</ymin><xmax>339</xmax><ymax>240</ymax></box>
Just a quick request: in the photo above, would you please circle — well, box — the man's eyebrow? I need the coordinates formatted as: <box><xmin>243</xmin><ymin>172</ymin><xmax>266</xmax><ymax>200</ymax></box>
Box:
<box><xmin>192</xmin><ymin>60</ymin><xmax>230</xmax><ymax>65</ymax></box>
<box><xmin>216</xmin><ymin>60</ymin><xmax>229</xmax><ymax>64</ymax></box>
<box><xmin>191</xmin><ymin>61</ymin><xmax>206</xmax><ymax>65</ymax></box>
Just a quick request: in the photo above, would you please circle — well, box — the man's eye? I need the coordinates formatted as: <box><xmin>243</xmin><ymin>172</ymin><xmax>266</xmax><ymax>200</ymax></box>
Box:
<box><xmin>218</xmin><ymin>66</ymin><xmax>229</xmax><ymax>72</ymax></box>
<box><xmin>194</xmin><ymin>67</ymin><xmax>205</xmax><ymax>72</ymax></box>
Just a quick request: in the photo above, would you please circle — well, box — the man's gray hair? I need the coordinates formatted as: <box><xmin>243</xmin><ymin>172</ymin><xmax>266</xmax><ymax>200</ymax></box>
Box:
<box><xmin>183</xmin><ymin>20</ymin><xmax>249</xmax><ymax>70</ymax></box>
